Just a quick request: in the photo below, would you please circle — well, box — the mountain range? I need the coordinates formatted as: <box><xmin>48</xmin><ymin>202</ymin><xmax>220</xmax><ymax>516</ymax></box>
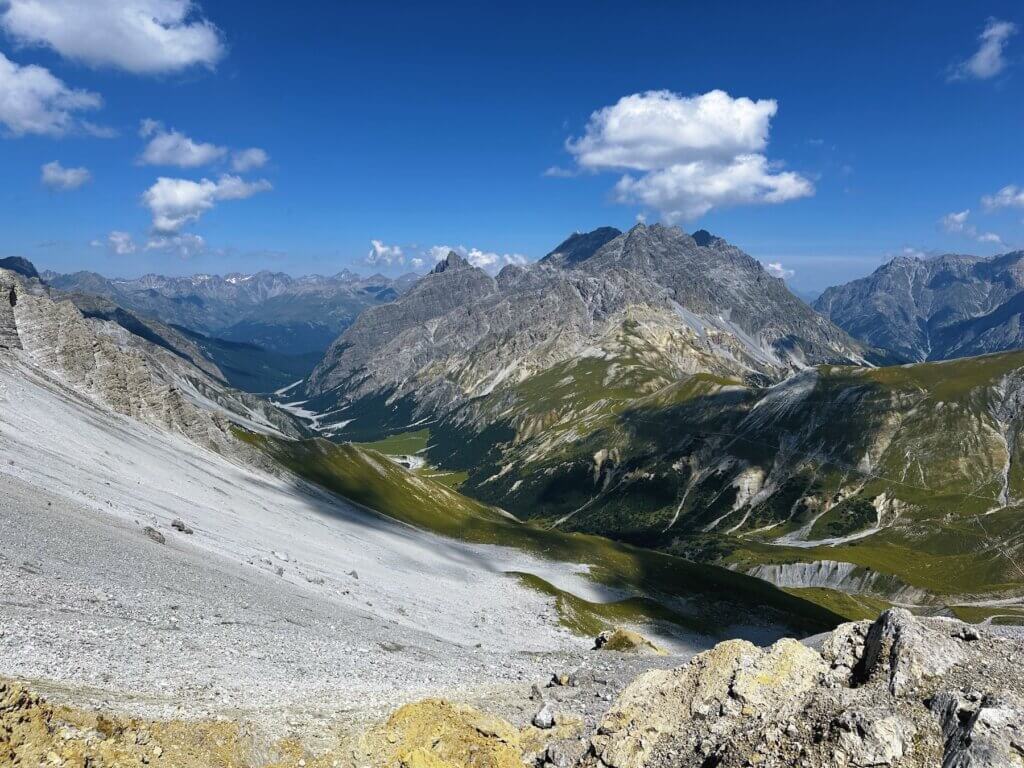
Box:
<box><xmin>41</xmin><ymin>267</ymin><xmax>417</xmax><ymax>355</ymax></box>
<box><xmin>814</xmin><ymin>251</ymin><xmax>1024</xmax><ymax>361</ymax></box>
<box><xmin>295</xmin><ymin>225</ymin><xmax>1024</xmax><ymax>619</ymax></box>
<box><xmin>307</xmin><ymin>223</ymin><xmax>869</xmax><ymax>426</ymax></box>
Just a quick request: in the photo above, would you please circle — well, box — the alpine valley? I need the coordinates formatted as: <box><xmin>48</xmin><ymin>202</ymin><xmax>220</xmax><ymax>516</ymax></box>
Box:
<box><xmin>287</xmin><ymin>224</ymin><xmax>1024</xmax><ymax>623</ymax></box>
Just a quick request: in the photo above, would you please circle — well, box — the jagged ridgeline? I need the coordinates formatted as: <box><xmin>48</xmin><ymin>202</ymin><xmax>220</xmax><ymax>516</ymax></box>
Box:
<box><xmin>814</xmin><ymin>249</ymin><xmax>1024</xmax><ymax>362</ymax></box>
<box><xmin>299</xmin><ymin>225</ymin><xmax>1024</xmax><ymax>620</ymax></box>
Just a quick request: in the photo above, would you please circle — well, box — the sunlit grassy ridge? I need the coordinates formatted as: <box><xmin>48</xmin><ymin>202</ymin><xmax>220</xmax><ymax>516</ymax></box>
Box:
<box><xmin>234</xmin><ymin>429</ymin><xmax>843</xmax><ymax>633</ymax></box>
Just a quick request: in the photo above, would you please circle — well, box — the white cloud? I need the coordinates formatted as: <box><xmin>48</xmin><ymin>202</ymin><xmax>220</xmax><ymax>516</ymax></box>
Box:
<box><xmin>0</xmin><ymin>0</ymin><xmax>225</xmax><ymax>74</ymax></box>
<box><xmin>977</xmin><ymin>232</ymin><xmax>1005</xmax><ymax>244</ymax></box>
<box><xmin>542</xmin><ymin>165</ymin><xmax>577</xmax><ymax>178</ymax></box>
<box><xmin>107</xmin><ymin>230</ymin><xmax>137</xmax><ymax>254</ymax></box>
<box><xmin>138</xmin><ymin>120</ymin><xmax>269</xmax><ymax>171</ymax></box>
<box><xmin>40</xmin><ymin>160</ymin><xmax>90</xmax><ymax>189</ymax></box>
<box><xmin>982</xmin><ymin>185</ymin><xmax>1024</xmax><ymax>210</ymax></box>
<box><xmin>138</xmin><ymin>121</ymin><xmax>226</xmax><ymax>167</ymax></box>
<box><xmin>0</xmin><ymin>51</ymin><xmax>101</xmax><ymax>136</ymax></box>
<box><xmin>764</xmin><ymin>261</ymin><xmax>794</xmax><ymax>279</ymax></box>
<box><xmin>410</xmin><ymin>257</ymin><xmax>424</xmax><ymax>270</ymax></box>
<box><xmin>562</xmin><ymin>89</ymin><xmax>812</xmax><ymax>221</ymax></box>
<box><xmin>615</xmin><ymin>154</ymin><xmax>813</xmax><ymax>221</ymax></box>
<box><xmin>941</xmin><ymin>209</ymin><xmax>971</xmax><ymax>233</ymax></box>
<box><xmin>231</xmin><ymin>147</ymin><xmax>268</xmax><ymax>172</ymax></box>
<box><xmin>366</xmin><ymin>239</ymin><xmax>404</xmax><ymax>265</ymax></box>
<box><xmin>568</xmin><ymin>89</ymin><xmax>777</xmax><ymax>170</ymax></box>
<box><xmin>950</xmin><ymin>18</ymin><xmax>1018</xmax><ymax>81</ymax></box>
<box><xmin>145</xmin><ymin>232</ymin><xmax>205</xmax><ymax>258</ymax></box>
<box><xmin>424</xmin><ymin>244</ymin><xmax>527</xmax><ymax>274</ymax></box>
<box><xmin>142</xmin><ymin>174</ymin><xmax>271</xmax><ymax>234</ymax></box>
<box><xmin>940</xmin><ymin>209</ymin><xmax>1005</xmax><ymax>248</ymax></box>
<box><xmin>427</xmin><ymin>245</ymin><xmax>453</xmax><ymax>263</ymax></box>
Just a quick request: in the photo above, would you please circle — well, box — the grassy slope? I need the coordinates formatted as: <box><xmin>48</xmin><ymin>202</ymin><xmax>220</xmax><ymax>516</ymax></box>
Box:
<box><xmin>354</xmin><ymin>428</ymin><xmax>467</xmax><ymax>488</ymax></box>
<box><xmin>235</xmin><ymin>429</ymin><xmax>844</xmax><ymax>634</ymax></box>
<box><xmin>457</xmin><ymin>350</ymin><xmax>1024</xmax><ymax>615</ymax></box>
<box><xmin>314</xmin><ymin>316</ymin><xmax>1024</xmax><ymax>619</ymax></box>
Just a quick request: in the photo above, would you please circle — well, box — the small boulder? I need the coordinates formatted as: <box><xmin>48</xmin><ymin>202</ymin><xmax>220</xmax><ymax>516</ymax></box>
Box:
<box><xmin>532</xmin><ymin>703</ymin><xmax>555</xmax><ymax>729</ymax></box>
<box><xmin>593</xmin><ymin>628</ymin><xmax>666</xmax><ymax>655</ymax></box>
<box><xmin>170</xmin><ymin>519</ymin><xmax>193</xmax><ymax>534</ymax></box>
<box><xmin>541</xmin><ymin>738</ymin><xmax>588</xmax><ymax>768</ymax></box>
<box><xmin>142</xmin><ymin>526</ymin><xmax>165</xmax><ymax>545</ymax></box>
<box><xmin>832</xmin><ymin>709</ymin><xmax>917</xmax><ymax>766</ymax></box>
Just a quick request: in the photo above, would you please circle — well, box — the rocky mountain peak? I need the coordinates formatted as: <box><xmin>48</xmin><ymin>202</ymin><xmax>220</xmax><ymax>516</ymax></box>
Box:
<box><xmin>540</xmin><ymin>226</ymin><xmax>622</xmax><ymax>268</ymax></box>
<box><xmin>432</xmin><ymin>251</ymin><xmax>470</xmax><ymax>274</ymax></box>
<box><xmin>815</xmin><ymin>249</ymin><xmax>1024</xmax><ymax>361</ymax></box>
<box><xmin>691</xmin><ymin>228</ymin><xmax>722</xmax><ymax>247</ymax></box>
<box><xmin>0</xmin><ymin>256</ymin><xmax>40</xmax><ymax>281</ymax></box>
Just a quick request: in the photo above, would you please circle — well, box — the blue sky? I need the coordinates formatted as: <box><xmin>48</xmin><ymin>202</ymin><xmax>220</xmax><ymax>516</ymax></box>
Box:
<box><xmin>1</xmin><ymin>1</ymin><xmax>1023</xmax><ymax>292</ymax></box>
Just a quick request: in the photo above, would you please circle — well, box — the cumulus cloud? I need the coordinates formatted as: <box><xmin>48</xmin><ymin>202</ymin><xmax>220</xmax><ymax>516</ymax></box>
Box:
<box><xmin>982</xmin><ymin>184</ymin><xmax>1024</xmax><ymax>210</ymax></box>
<box><xmin>145</xmin><ymin>232</ymin><xmax>205</xmax><ymax>258</ymax></box>
<box><xmin>763</xmin><ymin>261</ymin><xmax>794</xmax><ymax>279</ymax></box>
<box><xmin>106</xmin><ymin>230</ymin><xmax>137</xmax><ymax>254</ymax></box>
<box><xmin>425</xmin><ymin>244</ymin><xmax>527</xmax><ymax>273</ymax></box>
<box><xmin>231</xmin><ymin>147</ymin><xmax>268</xmax><ymax>172</ymax></box>
<box><xmin>940</xmin><ymin>209</ymin><xmax>1005</xmax><ymax>248</ymax></box>
<box><xmin>562</xmin><ymin>89</ymin><xmax>812</xmax><ymax>221</ymax></box>
<box><xmin>949</xmin><ymin>18</ymin><xmax>1018</xmax><ymax>81</ymax></box>
<box><xmin>40</xmin><ymin>160</ymin><xmax>90</xmax><ymax>189</ymax></box>
<box><xmin>615</xmin><ymin>155</ymin><xmax>813</xmax><ymax>221</ymax></box>
<box><xmin>568</xmin><ymin>89</ymin><xmax>777</xmax><ymax>171</ymax></box>
<box><xmin>138</xmin><ymin>120</ymin><xmax>226</xmax><ymax>167</ymax></box>
<box><xmin>142</xmin><ymin>174</ymin><xmax>271</xmax><ymax>234</ymax></box>
<box><xmin>366</xmin><ymin>239</ymin><xmax>404</xmax><ymax>266</ymax></box>
<box><xmin>0</xmin><ymin>51</ymin><xmax>101</xmax><ymax>136</ymax></box>
<box><xmin>0</xmin><ymin>0</ymin><xmax>225</xmax><ymax>74</ymax></box>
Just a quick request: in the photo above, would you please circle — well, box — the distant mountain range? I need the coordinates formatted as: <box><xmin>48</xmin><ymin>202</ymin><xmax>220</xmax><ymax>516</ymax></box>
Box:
<box><xmin>814</xmin><ymin>251</ymin><xmax>1024</xmax><ymax>361</ymax></box>
<box><xmin>41</xmin><ymin>268</ymin><xmax>417</xmax><ymax>355</ymax></box>
<box><xmin>307</xmin><ymin>223</ymin><xmax>868</xmax><ymax>429</ymax></box>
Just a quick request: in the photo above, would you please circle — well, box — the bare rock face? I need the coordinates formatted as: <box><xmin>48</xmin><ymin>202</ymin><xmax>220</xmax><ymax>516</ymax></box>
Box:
<box><xmin>1</xmin><ymin>266</ymin><xmax>306</xmax><ymax>457</ymax></box>
<box><xmin>931</xmin><ymin>690</ymin><xmax>1024</xmax><ymax>768</ymax></box>
<box><xmin>855</xmin><ymin>607</ymin><xmax>964</xmax><ymax>695</ymax></box>
<box><xmin>0</xmin><ymin>270</ymin><xmax>21</xmax><ymax>350</ymax></box>
<box><xmin>581</xmin><ymin>609</ymin><xmax>1024</xmax><ymax>768</ymax></box>
<box><xmin>814</xmin><ymin>250</ymin><xmax>1024</xmax><ymax>362</ymax></box>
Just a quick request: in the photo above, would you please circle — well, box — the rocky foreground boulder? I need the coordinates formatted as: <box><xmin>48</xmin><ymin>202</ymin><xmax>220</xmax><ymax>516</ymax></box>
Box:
<box><xmin>581</xmin><ymin>609</ymin><xmax>1023</xmax><ymax>768</ymax></box>
<box><xmin>2</xmin><ymin>610</ymin><xmax>1021</xmax><ymax>768</ymax></box>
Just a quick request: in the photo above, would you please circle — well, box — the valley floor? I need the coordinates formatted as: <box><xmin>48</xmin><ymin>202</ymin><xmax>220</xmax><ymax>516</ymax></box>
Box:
<box><xmin>0</xmin><ymin>360</ymin><xmax>692</xmax><ymax>742</ymax></box>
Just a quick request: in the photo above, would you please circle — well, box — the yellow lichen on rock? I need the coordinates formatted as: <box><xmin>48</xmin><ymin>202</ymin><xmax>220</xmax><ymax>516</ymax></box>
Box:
<box><xmin>358</xmin><ymin>699</ymin><xmax>524</xmax><ymax>768</ymax></box>
<box><xmin>0</xmin><ymin>679</ymin><xmax>325</xmax><ymax>768</ymax></box>
<box><xmin>730</xmin><ymin>638</ymin><xmax>826</xmax><ymax>710</ymax></box>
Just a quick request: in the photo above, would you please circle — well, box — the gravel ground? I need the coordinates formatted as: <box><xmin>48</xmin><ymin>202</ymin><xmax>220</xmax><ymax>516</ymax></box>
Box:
<box><xmin>0</xmin><ymin>362</ymin><xmax>694</xmax><ymax>744</ymax></box>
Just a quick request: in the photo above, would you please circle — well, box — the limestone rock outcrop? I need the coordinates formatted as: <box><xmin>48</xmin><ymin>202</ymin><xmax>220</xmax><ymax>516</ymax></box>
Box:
<box><xmin>582</xmin><ymin>609</ymin><xmax>1024</xmax><ymax>768</ymax></box>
